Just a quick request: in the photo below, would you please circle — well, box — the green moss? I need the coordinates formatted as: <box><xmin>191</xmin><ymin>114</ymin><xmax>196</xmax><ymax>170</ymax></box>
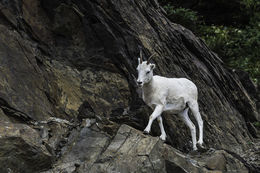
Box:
<box><xmin>163</xmin><ymin>5</ymin><xmax>201</xmax><ymax>32</ymax></box>
<box><xmin>253</xmin><ymin>121</ymin><xmax>260</xmax><ymax>127</ymax></box>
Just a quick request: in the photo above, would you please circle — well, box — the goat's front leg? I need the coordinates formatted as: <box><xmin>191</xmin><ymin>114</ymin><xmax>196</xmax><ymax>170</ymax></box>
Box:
<box><xmin>144</xmin><ymin>105</ymin><xmax>164</xmax><ymax>134</ymax></box>
<box><xmin>157</xmin><ymin>116</ymin><xmax>166</xmax><ymax>141</ymax></box>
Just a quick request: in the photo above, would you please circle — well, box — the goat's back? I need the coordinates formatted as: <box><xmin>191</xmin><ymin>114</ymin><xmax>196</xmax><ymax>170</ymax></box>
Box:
<box><xmin>153</xmin><ymin>75</ymin><xmax>198</xmax><ymax>101</ymax></box>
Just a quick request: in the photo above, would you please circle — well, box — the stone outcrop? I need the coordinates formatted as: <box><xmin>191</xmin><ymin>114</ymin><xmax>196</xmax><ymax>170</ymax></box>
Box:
<box><xmin>44</xmin><ymin>124</ymin><xmax>251</xmax><ymax>173</ymax></box>
<box><xmin>0</xmin><ymin>0</ymin><xmax>259</xmax><ymax>172</ymax></box>
<box><xmin>0</xmin><ymin>121</ymin><xmax>53</xmax><ymax>173</ymax></box>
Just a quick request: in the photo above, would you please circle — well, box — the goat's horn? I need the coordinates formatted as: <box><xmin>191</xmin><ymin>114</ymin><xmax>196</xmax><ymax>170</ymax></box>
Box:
<box><xmin>147</xmin><ymin>53</ymin><xmax>155</xmax><ymax>64</ymax></box>
<box><xmin>139</xmin><ymin>49</ymin><xmax>143</xmax><ymax>63</ymax></box>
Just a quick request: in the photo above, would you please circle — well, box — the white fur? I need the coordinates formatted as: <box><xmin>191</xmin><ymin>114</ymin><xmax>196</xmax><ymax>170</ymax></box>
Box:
<box><xmin>137</xmin><ymin>60</ymin><xmax>203</xmax><ymax>150</ymax></box>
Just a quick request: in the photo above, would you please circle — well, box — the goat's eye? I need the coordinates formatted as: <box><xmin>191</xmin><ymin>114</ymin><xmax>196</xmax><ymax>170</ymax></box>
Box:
<box><xmin>146</xmin><ymin>71</ymin><xmax>150</xmax><ymax>75</ymax></box>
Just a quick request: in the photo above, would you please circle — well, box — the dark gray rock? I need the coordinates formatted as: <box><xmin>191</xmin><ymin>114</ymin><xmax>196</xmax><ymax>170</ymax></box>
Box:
<box><xmin>235</xmin><ymin>70</ymin><xmax>258</xmax><ymax>101</ymax></box>
<box><xmin>0</xmin><ymin>121</ymin><xmax>53</xmax><ymax>173</ymax></box>
<box><xmin>55</xmin><ymin>124</ymin><xmax>249</xmax><ymax>173</ymax></box>
<box><xmin>205</xmin><ymin>152</ymin><xmax>226</xmax><ymax>170</ymax></box>
<box><xmin>43</xmin><ymin>121</ymin><xmax>110</xmax><ymax>173</ymax></box>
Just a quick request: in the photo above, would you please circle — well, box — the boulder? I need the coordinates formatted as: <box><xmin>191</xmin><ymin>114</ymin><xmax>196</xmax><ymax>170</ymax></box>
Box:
<box><xmin>42</xmin><ymin>119</ymin><xmax>110</xmax><ymax>173</ymax></box>
<box><xmin>205</xmin><ymin>152</ymin><xmax>226</xmax><ymax>170</ymax></box>
<box><xmin>0</xmin><ymin>121</ymin><xmax>53</xmax><ymax>173</ymax></box>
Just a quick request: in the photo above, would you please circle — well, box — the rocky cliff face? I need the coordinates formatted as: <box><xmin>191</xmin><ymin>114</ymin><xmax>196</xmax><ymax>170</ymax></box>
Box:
<box><xmin>0</xmin><ymin>0</ymin><xmax>259</xmax><ymax>172</ymax></box>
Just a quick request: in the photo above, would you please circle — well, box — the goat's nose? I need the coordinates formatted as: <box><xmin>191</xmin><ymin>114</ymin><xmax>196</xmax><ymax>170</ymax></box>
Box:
<box><xmin>137</xmin><ymin>81</ymin><xmax>142</xmax><ymax>85</ymax></box>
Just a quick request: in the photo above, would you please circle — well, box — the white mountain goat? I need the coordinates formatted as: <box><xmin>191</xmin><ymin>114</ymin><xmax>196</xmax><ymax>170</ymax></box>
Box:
<box><xmin>136</xmin><ymin>50</ymin><xmax>203</xmax><ymax>150</ymax></box>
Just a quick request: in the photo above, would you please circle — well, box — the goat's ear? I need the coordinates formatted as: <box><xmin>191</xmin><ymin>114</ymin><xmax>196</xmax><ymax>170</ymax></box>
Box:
<box><xmin>150</xmin><ymin>63</ymin><xmax>155</xmax><ymax>70</ymax></box>
<box><xmin>138</xmin><ymin>58</ymin><xmax>141</xmax><ymax>65</ymax></box>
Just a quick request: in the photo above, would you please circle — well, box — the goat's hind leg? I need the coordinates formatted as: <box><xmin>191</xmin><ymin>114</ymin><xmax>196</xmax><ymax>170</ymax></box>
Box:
<box><xmin>188</xmin><ymin>101</ymin><xmax>203</xmax><ymax>146</ymax></box>
<box><xmin>178</xmin><ymin>108</ymin><xmax>197</xmax><ymax>150</ymax></box>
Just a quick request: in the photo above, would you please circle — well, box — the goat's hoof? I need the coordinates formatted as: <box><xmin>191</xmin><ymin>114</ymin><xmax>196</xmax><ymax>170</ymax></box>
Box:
<box><xmin>197</xmin><ymin>141</ymin><xmax>205</xmax><ymax>148</ymax></box>
<box><xmin>197</xmin><ymin>141</ymin><xmax>203</xmax><ymax>146</ymax></box>
<box><xmin>192</xmin><ymin>146</ymin><xmax>198</xmax><ymax>151</ymax></box>
<box><xmin>159</xmin><ymin>135</ymin><xmax>166</xmax><ymax>141</ymax></box>
<box><xmin>198</xmin><ymin>143</ymin><xmax>204</xmax><ymax>148</ymax></box>
<box><xmin>143</xmin><ymin>130</ymin><xmax>149</xmax><ymax>135</ymax></box>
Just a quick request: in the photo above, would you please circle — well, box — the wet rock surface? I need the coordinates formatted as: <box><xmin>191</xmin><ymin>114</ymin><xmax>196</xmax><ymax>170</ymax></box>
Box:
<box><xmin>0</xmin><ymin>0</ymin><xmax>259</xmax><ymax>172</ymax></box>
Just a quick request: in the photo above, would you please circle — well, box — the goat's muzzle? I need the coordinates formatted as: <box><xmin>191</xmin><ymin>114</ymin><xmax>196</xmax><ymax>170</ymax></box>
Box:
<box><xmin>137</xmin><ymin>81</ymin><xmax>143</xmax><ymax>87</ymax></box>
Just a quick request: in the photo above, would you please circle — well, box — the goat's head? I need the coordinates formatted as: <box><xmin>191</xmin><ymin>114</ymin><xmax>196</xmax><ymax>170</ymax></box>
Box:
<box><xmin>136</xmin><ymin>50</ymin><xmax>155</xmax><ymax>87</ymax></box>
